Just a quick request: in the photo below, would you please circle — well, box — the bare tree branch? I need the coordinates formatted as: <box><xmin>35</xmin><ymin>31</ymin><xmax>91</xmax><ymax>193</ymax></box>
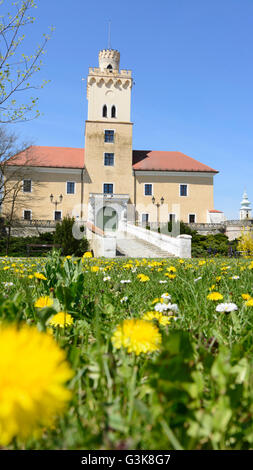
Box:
<box><xmin>0</xmin><ymin>0</ymin><xmax>53</xmax><ymax>123</ymax></box>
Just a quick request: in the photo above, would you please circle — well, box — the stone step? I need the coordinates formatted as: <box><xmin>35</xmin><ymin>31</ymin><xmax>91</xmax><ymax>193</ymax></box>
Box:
<box><xmin>116</xmin><ymin>232</ymin><xmax>175</xmax><ymax>258</ymax></box>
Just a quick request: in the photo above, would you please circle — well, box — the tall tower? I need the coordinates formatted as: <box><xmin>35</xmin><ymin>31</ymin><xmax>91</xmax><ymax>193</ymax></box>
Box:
<box><xmin>240</xmin><ymin>190</ymin><xmax>252</xmax><ymax>220</ymax></box>
<box><xmin>84</xmin><ymin>49</ymin><xmax>134</xmax><ymax>224</ymax></box>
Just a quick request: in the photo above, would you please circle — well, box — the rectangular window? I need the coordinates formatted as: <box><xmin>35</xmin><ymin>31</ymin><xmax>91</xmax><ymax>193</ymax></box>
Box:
<box><xmin>144</xmin><ymin>184</ymin><xmax>152</xmax><ymax>196</ymax></box>
<box><xmin>103</xmin><ymin>183</ymin><xmax>113</xmax><ymax>194</ymax></box>
<box><xmin>23</xmin><ymin>210</ymin><xmax>31</xmax><ymax>220</ymax></box>
<box><xmin>169</xmin><ymin>213</ymin><xmax>176</xmax><ymax>223</ymax></box>
<box><xmin>67</xmin><ymin>181</ymin><xmax>75</xmax><ymax>194</ymax></box>
<box><xmin>142</xmin><ymin>213</ymin><xmax>149</xmax><ymax>223</ymax></box>
<box><xmin>180</xmin><ymin>184</ymin><xmax>188</xmax><ymax>196</ymax></box>
<box><xmin>104</xmin><ymin>130</ymin><xmax>114</xmax><ymax>143</ymax></box>
<box><xmin>104</xmin><ymin>153</ymin><xmax>114</xmax><ymax>166</ymax></box>
<box><xmin>54</xmin><ymin>211</ymin><xmax>62</xmax><ymax>221</ymax></box>
<box><xmin>23</xmin><ymin>179</ymin><xmax>32</xmax><ymax>193</ymax></box>
<box><xmin>189</xmin><ymin>214</ymin><xmax>196</xmax><ymax>223</ymax></box>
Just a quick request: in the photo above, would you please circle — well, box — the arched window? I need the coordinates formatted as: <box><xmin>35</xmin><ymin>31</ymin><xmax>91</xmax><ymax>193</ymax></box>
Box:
<box><xmin>107</xmin><ymin>64</ymin><xmax>113</xmax><ymax>70</ymax></box>
<box><xmin>102</xmin><ymin>105</ymin><xmax>107</xmax><ymax>118</ymax></box>
<box><xmin>111</xmin><ymin>105</ymin><xmax>116</xmax><ymax>118</ymax></box>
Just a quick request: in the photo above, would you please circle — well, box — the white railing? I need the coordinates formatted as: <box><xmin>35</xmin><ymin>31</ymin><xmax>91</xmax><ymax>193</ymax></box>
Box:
<box><xmin>119</xmin><ymin>221</ymin><xmax>192</xmax><ymax>258</ymax></box>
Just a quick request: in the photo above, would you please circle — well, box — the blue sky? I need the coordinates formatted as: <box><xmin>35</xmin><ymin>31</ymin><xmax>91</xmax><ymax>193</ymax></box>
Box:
<box><xmin>5</xmin><ymin>0</ymin><xmax>253</xmax><ymax>219</ymax></box>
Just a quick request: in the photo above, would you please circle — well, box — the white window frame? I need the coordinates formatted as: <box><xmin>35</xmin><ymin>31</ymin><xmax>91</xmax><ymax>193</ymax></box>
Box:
<box><xmin>66</xmin><ymin>181</ymin><xmax>76</xmax><ymax>195</ymax></box>
<box><xmin>102</xmin><ymin>182</ymin><xmax>114</xmax><ymax>194</ymax></box>
<box><xmin>188</xmin><ymin>213</ymin><xmax>196</xmax><ymax>223</ymax></box>
<box><xmin>179</xmin><ymin>183</ymin><xmax>188</xmax><ymax>197</ymax></box>
<box><xmin>144</xmin><ymin>183</ymin><xmax>153</xmax><ymax>196</ymax></box>
<box><xmin>103</xmin><ymin>152</ymin><xmax>115</xmax><ymax>167</ymax></box>
<box><xmin>23</xmin><ymin>179</ymin><xmax>32</xmax><ymax>193</ymax></box>
<box><xmin>23</xmin><ymin>209</ymin><xmax>32</xmax><ymax>220</ymax></box>
<box><xmin>104</xmin><ymin>129</ymin><xmax>115</xmax><ymax>143</ymax></box>
<box><xmin>54</xmin><ymin>210</ymin><xmax>62</xmax><ymax>221</ymax></box>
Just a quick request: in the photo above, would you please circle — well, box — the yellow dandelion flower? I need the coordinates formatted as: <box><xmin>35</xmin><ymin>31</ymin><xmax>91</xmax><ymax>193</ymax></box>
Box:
<box><xmin>3</xmin><ymin>266</ymin><xmax>10</xmax><ymax>270</ymax></box>
<box><xmin>165</xmin><ymin>273</ymin><xmax>176</xmax><ymax>279</ymax></box>
<box><xmin>111</xmin><ymin>319</ymin><xmax>162</xmax><ymax>355</ymax></box>
<box><xmin>142</xmin><ymin>311</ymin><xmax>171</xmax><ymax>326</ymax></box>
<box><xmin>207</xmin><ymin>292</ymin><xmax>224</xmax><ymax>301</ymax></box>
<box><xmin>34</xmin><ymin>272</ymin><xmax>47</xmax><ymax>281</ymax></box>
<box><xmin>242</xmin><ymin>294</ymin><xmax>251</xmax><ymax>301</ymax></box>
<box><xmin>137</xmin><ymin>274</ymin><xmax>150</xmax><ymax>282</ymax></box>
<box><xmin>91</xmin><ymin>266</ymin><xmax>99</xmax><ymax>273</ymax></box>
<box><xmin>167</xmin><ymin>266</ymin><xmax>177</xmax><ymax>272</ymax></box>
<box><xmin>83</xmin><ymin>251</ymin><xmax>93</xmax><ymax>258</ymax></box>
<box><xmin>48</xmin><ymin>312</ymin><xmax>74</xmax><ymax>328</ymax></box>
<box><xmin>34</xmin><ymin>296</ymin><xmax>54</xmax><ymax>308</ymax></box>
<box><xmin>245</xmin><ymin>299</ymin><xmax>253</xmax><ymax>307</ymax></box>
<box><xmin>28</xmin><ymin>274</ymin><xmax>34</xmax><ymax>279</ymax></box>
<box><xmin>0</xmin><ymin>324</ymin><xmax>73</xmax><ymax>446</ymax></box>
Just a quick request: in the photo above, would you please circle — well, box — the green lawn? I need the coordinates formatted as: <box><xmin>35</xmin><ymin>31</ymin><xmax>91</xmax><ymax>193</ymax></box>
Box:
<box><xmin>0</xmin><ymin>253</ymin><xmax>253</xmax><ymax>450</ymax></box>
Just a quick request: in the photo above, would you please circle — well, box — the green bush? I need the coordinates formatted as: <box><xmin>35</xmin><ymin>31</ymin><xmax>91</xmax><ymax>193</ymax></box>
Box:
<box><xmin>54</xmin><ymin>216</ymin><xmax>89</xmax><ymax>256</ymax></box>
<box><xmin>161</xmin><ymin>221</ymin><xmax>239</xmax><ymax>257</ymax></box>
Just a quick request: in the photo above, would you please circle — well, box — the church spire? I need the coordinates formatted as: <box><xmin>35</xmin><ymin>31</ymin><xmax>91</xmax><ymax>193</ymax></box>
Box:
<box><xmin>240</xmin><ymin>189</ymin><xmax>252</xmax><ymax>220</ymax></box>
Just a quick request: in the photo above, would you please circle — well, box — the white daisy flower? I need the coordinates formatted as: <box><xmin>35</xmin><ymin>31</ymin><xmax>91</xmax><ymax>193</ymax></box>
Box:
<box><xmin>154</xmin><ymin>302</ymin><xmax>179</xmax><ymax>313</ymax></box>
<box><xmin>161</xmin><ymin>293</ymin><xmax>171</xmax><ymax>300</ymax></box>
<box><xmin>103</xmin><ymin>276</ymin><xmax>111</xmax><ymax>281</ymax></box>
<box><xmin>120</xmin><ymin>280</ymin><xmax>131</xmax><ymax>284</ymax></box>
<box><xmin>120</xmin><ymin>296</ymin><xmax>128</xmax><ymax>303</ymax></box>
<box><xmin>167</xmin><ymin>303</ymin><xmax>179</xmax><ymax>313</ymax></box>
<box><xmin>159</xmin><ymin>280</ymin><xmax>167</xmax><ymax>284</ymax></box>
<box><xmin>216</xmin><ymin>303</ymin><xmax>238</xmax><ymax>313</ymax></box>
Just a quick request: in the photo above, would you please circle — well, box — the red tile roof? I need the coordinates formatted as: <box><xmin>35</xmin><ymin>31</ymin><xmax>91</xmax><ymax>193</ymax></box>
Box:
<box><xmin>132</xmin><ymin>150</ymin><xmax>218</xmax><ymax>173</ymax></box>
<box><xmin>7</xmin><ymin>146</ymin><xmax>218</xmax><ymax>174</ymax></box>
<box><xmin>7</xmin><ymin>146</ymin><xmax>85</xmax><ymax>168</ymax></box>
<box><xmin>208</xmin><ymin>210</ymin><xmax>223</xmax><ymax>213</ymax></box>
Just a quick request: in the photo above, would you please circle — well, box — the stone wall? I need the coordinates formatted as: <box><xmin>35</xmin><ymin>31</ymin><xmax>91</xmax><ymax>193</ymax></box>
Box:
<box><xmin>6</xmin><ymin>220</ymin><xmax>58</xmax><ymax>238</ymax></box>
<box><xmin>188</xmin><ymin>220</ymin><xmax>253</xmax><ymax>240</ymax></box>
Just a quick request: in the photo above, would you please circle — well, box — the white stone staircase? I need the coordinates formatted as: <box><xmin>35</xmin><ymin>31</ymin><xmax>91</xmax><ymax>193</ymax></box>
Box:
<box><xmin>116</xmin><ymin>232</ymin><xmax>175</xmax><ymax>258</ymax></box>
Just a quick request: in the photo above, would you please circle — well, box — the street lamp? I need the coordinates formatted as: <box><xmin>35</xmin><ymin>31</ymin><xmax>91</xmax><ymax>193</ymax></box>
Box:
<box><xmin>152</xmin><ymin>196</ymin><xmax>164</xmax><ymax>231</ymax></box>
<box><xmin>50</xmin><ymin>194</ymin><xmax>63</xmax><ymax>219</ymax></box>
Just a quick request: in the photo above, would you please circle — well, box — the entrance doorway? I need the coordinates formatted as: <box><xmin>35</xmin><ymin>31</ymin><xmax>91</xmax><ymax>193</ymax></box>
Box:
<box><xmin>96</xmin><ymin>206</ymin><xmax>118</xmax><ymax>231</ymax></box>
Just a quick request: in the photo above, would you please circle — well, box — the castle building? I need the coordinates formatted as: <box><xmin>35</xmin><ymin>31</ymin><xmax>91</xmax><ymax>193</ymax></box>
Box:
<box><xmin>4</xmin><ymin>49</ymin><xmax>220</xmax><ymax>230</ymax></box>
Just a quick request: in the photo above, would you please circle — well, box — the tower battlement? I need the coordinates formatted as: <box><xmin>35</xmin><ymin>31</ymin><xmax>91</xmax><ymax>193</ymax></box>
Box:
<box><xmin>99</xmin><ymin>49</ymin><xmax>120</xmax><ymax>71</ymax></box>
<box><xmin>88</xmin><ymin>67</ymin><xmax>131</xmax><ymax>78</ymax></box>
